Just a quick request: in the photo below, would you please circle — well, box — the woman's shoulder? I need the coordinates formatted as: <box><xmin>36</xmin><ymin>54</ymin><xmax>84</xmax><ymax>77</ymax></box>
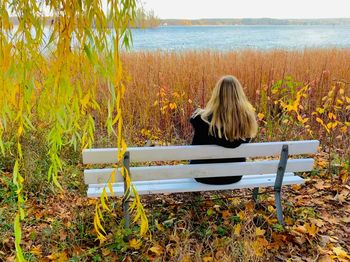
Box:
<box><xmin>190</xmin><ymin>111</ymin><xmax>209</xmax><ymax>126</ymax></box>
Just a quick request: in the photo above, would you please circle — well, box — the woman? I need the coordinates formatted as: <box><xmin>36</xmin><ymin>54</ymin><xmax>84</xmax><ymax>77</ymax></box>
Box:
<box><xmin>190</xmin><ymin>75</ymin><xmax>258</xmax><ymax>185</ymax></box>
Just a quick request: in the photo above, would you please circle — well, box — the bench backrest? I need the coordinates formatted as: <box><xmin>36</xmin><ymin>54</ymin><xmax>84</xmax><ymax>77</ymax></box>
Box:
<box><xmin>82</xmin><ymin>140</ymin><xmax>319</xmax><ymax>185</ymax></box>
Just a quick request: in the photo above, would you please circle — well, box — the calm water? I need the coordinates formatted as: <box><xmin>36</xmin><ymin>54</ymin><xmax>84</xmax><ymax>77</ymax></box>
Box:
<box><xmin>130</xmin><ymin>25</ymin><xmax>350</xmax><ymax>51</ymax></box>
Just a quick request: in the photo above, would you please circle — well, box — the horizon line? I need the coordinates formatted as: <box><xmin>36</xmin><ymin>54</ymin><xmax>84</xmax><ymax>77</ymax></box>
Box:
<box><xmin>160</xmin><ymin>17</ymin><xmax>350</xmax><ymax>20</ymax></box>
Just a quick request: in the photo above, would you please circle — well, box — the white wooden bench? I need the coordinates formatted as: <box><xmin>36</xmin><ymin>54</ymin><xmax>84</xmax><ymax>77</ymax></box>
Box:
<box><xmin>82</xmin><ymin>140</ymin><xmax>319</xmax><ymax>226</ymax></box>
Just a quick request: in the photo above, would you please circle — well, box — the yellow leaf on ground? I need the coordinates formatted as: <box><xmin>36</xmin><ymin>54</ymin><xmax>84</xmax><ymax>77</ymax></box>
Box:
<box><xmin>305</xmin><ymin>223</ymin><xmax>318</xmax><ymax>237</ymax></box>
<box><xmin>292</xmin><ymin>184</ymin><xmax>302</xmax><ymax>190</ymax></box>
<box><xmin>182</xmin><ymin>255</ymin><xmax>191</xmax><ymax>262</ymax></box>
<box><xmin>129</xmin><ymin>238</ymin><xmax>142</xmax><ymax>250</ymax></box>
<box><xmin>233</xmin><ymin>224</ymin><xmax>241</xmax><ymax>236</ymax></box>
<box><xmin>102</xmin><ymin>248</ymin><xmax>111</xmax><ymax>256</ymax></box>
<box><xmin>238</xmin><ymin>211</ymin><xmax>245</xmax><ymax>220</ymax></box>
<box><xmin>30</xmin><ymin>246</ymin><xmax>41</xmax><ymax>256</ymax></box>
<box><xmin>255</xmin><ymin>227</ymin><xmax>266</xmax><ymax>236</ymax></box>
<box><xmin>149</xmin><ymin>245</ymin><xmax>164</xmax><ymax>256</ymax></box>
<box><xmin>203</xmin><ymin>256</ymin><xmax>213</xmax><ymax>262</ymax></box>
<box><xmin>332</xmin><ymin>246</ymin><xmax>350</xmax><ymax>259</ymax></box>
<box><xmin>294</xmin><ymin>225</ymin><xmax>307</xmax><ymax>234</ymax></box>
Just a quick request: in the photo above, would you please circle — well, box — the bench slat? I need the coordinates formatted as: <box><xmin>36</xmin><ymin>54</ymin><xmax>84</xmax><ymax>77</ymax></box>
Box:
<box><xmin>87</xmin><ymin>173</ymin><xmax>303</xmax><ymax>197</ymax></box>
<box><xmin>84</xmin><ymin>159</ymin><xmax>314</xmax><ymax>184</ymax></box>
<box><xmin>82</xmin><ymin>140</ymin><xmax>319</xmax><ymax>164</ymax></box>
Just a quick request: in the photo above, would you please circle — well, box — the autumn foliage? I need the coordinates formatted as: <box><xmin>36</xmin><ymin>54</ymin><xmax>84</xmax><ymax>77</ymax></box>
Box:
<box><xmin>1</xmin><ymin>2</ymin><xmax>350</xmax><ymax>258</ymax></box>
<box><xmin>118</xmin><ymin>49</ymin><xmax>350</xmax><ymax>157</ymax></box>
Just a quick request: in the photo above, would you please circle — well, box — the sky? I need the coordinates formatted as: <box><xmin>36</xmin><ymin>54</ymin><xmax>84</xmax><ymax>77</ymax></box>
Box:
<box><xmin>141</xmin><ymin>0</ymin><xmax>350</xmax><ymax>19</ymax></box>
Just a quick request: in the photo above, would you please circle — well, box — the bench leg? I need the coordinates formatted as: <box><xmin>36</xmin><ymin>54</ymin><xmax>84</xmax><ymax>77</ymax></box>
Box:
<box><xmin>274</xmin><ymin>190</ymin><xmax>284</xmax><ymax>225</ymax></box>
<box><xmin>123</xmin><ymin>199</ymin><xmax>131</xmax><ymax>228</ymax></box>
<box><xmin>252</xmin><ymin>187</ymin><xmax>259</xmax><ymax>203</ymax></box>
<box><xmin>274</xmin><ymin>144</ymin><xmax>288</xmax><ymax>226</ymax></box>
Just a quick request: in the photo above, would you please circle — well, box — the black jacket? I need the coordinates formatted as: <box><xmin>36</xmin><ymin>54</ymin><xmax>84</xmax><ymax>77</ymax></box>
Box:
<box><xmin>190</xmin><ymin>114</ymin><xmax>249</xmax><ymax>185</ymax></box>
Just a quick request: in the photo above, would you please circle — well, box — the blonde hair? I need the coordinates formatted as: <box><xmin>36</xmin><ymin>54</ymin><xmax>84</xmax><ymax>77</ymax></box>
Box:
<box><xmin>193</xmin><ymin>75</ymin><xmax>257</xmax><ymax>141</ymax></box>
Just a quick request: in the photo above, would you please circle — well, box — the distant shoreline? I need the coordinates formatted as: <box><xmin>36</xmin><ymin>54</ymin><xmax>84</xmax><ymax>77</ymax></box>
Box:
<box><xmin>160</xmin><ymin>18</ymin><xmax>350</xmax><ymax>26</ymax></box>
<box><xmin>9</xmin><ymin>17</ymin><xmax>350</xmax><ymax>27</ymax></box>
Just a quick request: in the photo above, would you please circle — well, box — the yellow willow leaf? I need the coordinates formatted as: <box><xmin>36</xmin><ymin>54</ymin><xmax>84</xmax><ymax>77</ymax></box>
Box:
<box><xmin>316</xmin><ymin>117</ymin><xmax>324</xmax><ymax>125</ymax></box>
<box><xmin>108</xmin><ymin>168</ymin><xmax>115</xmax><ymax>196</ymax></box>
<box><xmin>13</xmin><ymin>160</ymin><xmax>19</xmax><ymax>185</ymax></box>
<box><xmin>122</xmin><ymin>167</ymin><xmax>131</xmax><ymax>188</ymax></box>
<box><xmin>112</xmin><ymin>111</ymin><xmax>121</xmax><ymax>125</ymax></box>
<box><xmin>346</xmin><ymin>96</ymin><xmax>350</xmax><ymax>103</ymax></box>
<box><xmin>52</xmin><ymin>176</ymin><xmax>63</xmax><ymax>192</ymax></box>
<box><xmin>14</xmin><ymin>214</ymin><xmax>25</xmax><ymax>262</ymax></box>
<box><xmin>140</xmin><ymin>212</ymin><xmax>149</xmax><ymax>236</ymax></box>
<box><xmin>100</xmin><ymin>188</ymin><xmax>111</xmax><ymax>211</ymax></box>
<box><xmin>122</xmin><ymin>139</ymin><xmax>127</xmax><ymax>153</ymax></box>
<box><xmin>94</xmin><ymin>205</ymin><xmax>106</xmax><ymax>237</ymax></box>
<box><xmin>17</xmin><ymin>142</ymin><xmax>23</xmax><ymax>159</ymax></box>
<box><xmin>297</xmin><ymin>115</ymin><xmax>308</xmax><ymax>124</ymax></box>
<box><xmin>97</xmin><ymin>204</ymin><xmax>105</xmax><ymax>222</ymax></box>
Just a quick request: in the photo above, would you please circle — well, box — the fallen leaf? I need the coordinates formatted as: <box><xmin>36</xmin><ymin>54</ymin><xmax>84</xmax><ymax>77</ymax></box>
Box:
<box><xmin>294</xmin><ymin>225</ymin><xmax>307</xmax><ymax>234</ymax></box>
<box><xmin>102</xmin><ymin>248</ymin><xmax>111</xmax><ymax>256</ymax></box>
<box><xmin>129</xmin><ymin>238</ymin><xmax>142</xmax><ymax>250</ymax></box>
<box><xmin>332</xmin><ymin>246</ymin><xmax>350</xmax><ymax>260</ymax></box>
<box><xmin>305</xmin><ymin>223</ymin><xmax>318</xmax><ymax>237</ymax></box>
<box><xmin>30</xmin><ymin>246</ymin><xmax>41</xmax><ymax>256</ymax></box>
<box><xmin>203</xmin><ymin>256</ymin><xmax>213</xmax><ymax>262</ymax></box>
<box><xmin>233</xmin><ymin>224</ymin><xmax>241</xmax><ymax>236</ymax></box>
<box><xmin>292</xmin><ymin>184</ymin><xmax>302</xmax><ymax>191</ymax></box>
<box><xmin>340</xmin><ymin>217</ymin><xmax>350</xmax><ymax>223</ymax></box>
<box><xmin>318</xmin><ymin>255</ymin><xmax>334</xmax><ymax>262</ymax></box>
<box><xmin>222</xmin><ymin>210</ymin><xmax>231</xmax><ymax>220</ymax></box>
<box><xmin>149</xmin><ymin>245</ymin><xmax>164</xmax><ymax>256</ymax></box>
<box><xmin>255</xmin><ymin>227</ymin><xmax>265</xmax><ymax>236</ymax></box>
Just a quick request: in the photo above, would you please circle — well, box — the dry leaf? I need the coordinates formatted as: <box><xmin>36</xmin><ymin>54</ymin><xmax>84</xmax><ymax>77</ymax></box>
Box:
<box><xmin>149</xmin><ymin>245</ymin><xmax>164</xmax><ymax>256</ymax></box>
<box><xmin>305</xmin><ymin>223</ymin><xmax>318</xmax><ymax>237</ymax></box>
<box><xmin>233</xmin><ymin>224</ymin><xmax>241</xmax><ymax>236</ymax></box>
<box><xmin>30</xmin><ymin>246</ymin><xmax>41</xmax><ymax>256</ymax></box>
<box><xmin>255</xmin><ymin>227</ymin><xmax>266</xmax><ymax>236</ymax></box>
<box><xmin>332</xmin><ymin>247</ymin><xmax>350</xmax><ymax>260</ymax></box>
<box><xmin>129</xmin><ymin>238</ymin><xmax>142</xmax><ymax>250</ymax></box>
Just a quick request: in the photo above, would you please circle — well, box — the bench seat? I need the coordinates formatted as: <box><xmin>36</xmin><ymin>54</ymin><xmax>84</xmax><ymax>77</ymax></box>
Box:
<box><xmin>87</xmin><ymin>172</ymin><xmax>303</xmax><ymax>197</ymax></box>
<box><xmin>82</xmin><ymin>140</ymin><xmax>319</xmax><ymax>225</ymax></box>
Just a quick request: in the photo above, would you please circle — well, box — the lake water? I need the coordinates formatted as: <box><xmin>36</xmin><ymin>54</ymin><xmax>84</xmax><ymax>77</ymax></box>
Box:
<box><xmin>130</xmin><ymin>25</ymin><xmax>350</xmax><ymax>51</ymax></box>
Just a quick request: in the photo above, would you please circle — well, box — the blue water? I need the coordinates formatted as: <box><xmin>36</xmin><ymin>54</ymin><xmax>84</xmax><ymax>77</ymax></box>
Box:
<box><xmin>130</xmin><ymin>25</ymin><xmax>350</xmax><ymax>51</ymax></box>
